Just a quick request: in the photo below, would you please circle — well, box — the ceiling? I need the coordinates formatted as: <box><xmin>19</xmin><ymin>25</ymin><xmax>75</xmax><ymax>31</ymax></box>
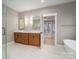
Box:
<box><xmin>3</xmin><ymin>0</ymin><xmax>75</xmax><ymax>12</ymax></box>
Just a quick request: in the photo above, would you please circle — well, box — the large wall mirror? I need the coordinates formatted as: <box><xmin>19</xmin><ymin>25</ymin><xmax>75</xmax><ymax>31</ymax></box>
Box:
<box><xmin>32</xmin><ymin>16</ymin><xmax>40</xmax><ymax>30</ymax></box>
<box><xmin>18</xmin><ymin>15</ymin><xmax>40</xmax><ymax>31</ymax></box>
<box><xmin>18</xmin><ymin>18</ymin><xmax>25</xmax><ymax>30</ymax></box>
<box><xmin>25</xmin><ymin>16</ymin><xmax>41</xmax><ymax>31</ymax></box>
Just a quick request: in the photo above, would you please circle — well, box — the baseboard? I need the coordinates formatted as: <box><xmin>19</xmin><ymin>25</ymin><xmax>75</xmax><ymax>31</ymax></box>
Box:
<box><xmin>55</xmin><ymin>44</ymin><xmax>64</xmax><ymax>47</ymax></box>
<box><xmin>7</xmin><ymin>41</ymin><xmax>14</xmax><ymax>46</ymax></box>
<box><xmin>2</xmin><ymin>41</ymin><xmax>14</xmax><ymax>47</ymax></box>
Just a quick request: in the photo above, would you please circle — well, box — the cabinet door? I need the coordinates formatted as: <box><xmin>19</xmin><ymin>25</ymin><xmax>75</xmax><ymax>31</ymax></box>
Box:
<box><xmin>33</xmin><ymin>33</ymin><xmax>40</xmax><ymax>46</ymax></box>
<box><xmin>29</xmin><ymin>33</ymin><xmax>34</xmax><ymax>45</ymax></box>
<box><xmin>29</xmin><ymin>33</ymin><xmax>40</xmax><ymax>46</ymax></box>
<box><xmin>14</xmin><ymin>33</ymin><xmax>25</xmax><ymax>44</ymax></box>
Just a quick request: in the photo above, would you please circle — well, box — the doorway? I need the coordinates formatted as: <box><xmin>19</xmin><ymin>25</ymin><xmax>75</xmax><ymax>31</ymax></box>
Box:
<box><xmin>43</xmin><ymin>13</ymin><xmax>57</xmax><ymax>46</ymax></box>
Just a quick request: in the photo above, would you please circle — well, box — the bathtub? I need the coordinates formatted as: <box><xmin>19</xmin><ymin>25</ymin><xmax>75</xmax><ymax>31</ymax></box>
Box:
<box><xmin>63</xmin><ymin>39</ymin><xmax>76</xmax><ymax>54</ymax></box>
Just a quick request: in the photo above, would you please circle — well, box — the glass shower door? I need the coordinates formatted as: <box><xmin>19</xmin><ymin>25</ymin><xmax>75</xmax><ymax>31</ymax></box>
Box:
<box><xmin>2</xmin><ymin>3</ymin><xmax>7</xmax><ymax>59</ymax></box>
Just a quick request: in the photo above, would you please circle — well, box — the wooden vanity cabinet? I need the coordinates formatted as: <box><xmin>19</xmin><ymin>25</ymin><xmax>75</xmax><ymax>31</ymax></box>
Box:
<box><xmin>14</xmin><ymin>32</ymin><xmax>40</xmax><ymax>47</ymax></box>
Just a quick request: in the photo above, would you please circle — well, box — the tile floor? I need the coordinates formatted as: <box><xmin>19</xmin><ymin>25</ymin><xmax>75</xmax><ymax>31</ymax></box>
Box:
<box><xmin>45</xmin><ymin>33</ymin><xmax>55</xmax><ymax>45</ymax></box>
<box><xmin>3</xmin><ymin>42</ymin><xmax>76</xmax><ymax>59</ymax></box>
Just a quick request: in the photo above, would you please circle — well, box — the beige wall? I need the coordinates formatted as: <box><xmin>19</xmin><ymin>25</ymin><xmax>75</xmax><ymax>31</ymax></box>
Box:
<box><xmin>19</xmin><ymin>1</ymin><xmax>76</xmax><ymax>44</ymax></box>
<box><xmin>6</xmin><ymin>7</ymin><xmax>18</xmax><ymax>43</ymax></box>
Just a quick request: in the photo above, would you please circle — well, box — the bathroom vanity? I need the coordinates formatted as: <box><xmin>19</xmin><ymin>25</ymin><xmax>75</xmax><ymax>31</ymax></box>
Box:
<box><xmin>14</xmin><ymin>31</ymin><xmax>41</xmax><ymax>47</ymax></box>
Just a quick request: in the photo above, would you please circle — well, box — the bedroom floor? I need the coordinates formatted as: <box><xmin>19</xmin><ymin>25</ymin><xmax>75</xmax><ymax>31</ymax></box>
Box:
<box><xmin>3</xmin><ymin>42</ymin><xmax>75</xmax><ymax>59</ymax></box>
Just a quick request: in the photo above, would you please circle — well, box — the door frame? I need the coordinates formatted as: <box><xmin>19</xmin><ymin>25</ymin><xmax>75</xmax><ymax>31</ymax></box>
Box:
<box><xmin>43</xmin><ymin>13</ymin><xmax>57</xmax><ymax>45</ymax></box>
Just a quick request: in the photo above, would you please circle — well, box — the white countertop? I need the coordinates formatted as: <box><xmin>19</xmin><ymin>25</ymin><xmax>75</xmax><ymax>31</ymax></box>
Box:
<box><xmin>14</xmin><ymin>30</ymin><xmax>42</xmax><ymax>33</ymax></box>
